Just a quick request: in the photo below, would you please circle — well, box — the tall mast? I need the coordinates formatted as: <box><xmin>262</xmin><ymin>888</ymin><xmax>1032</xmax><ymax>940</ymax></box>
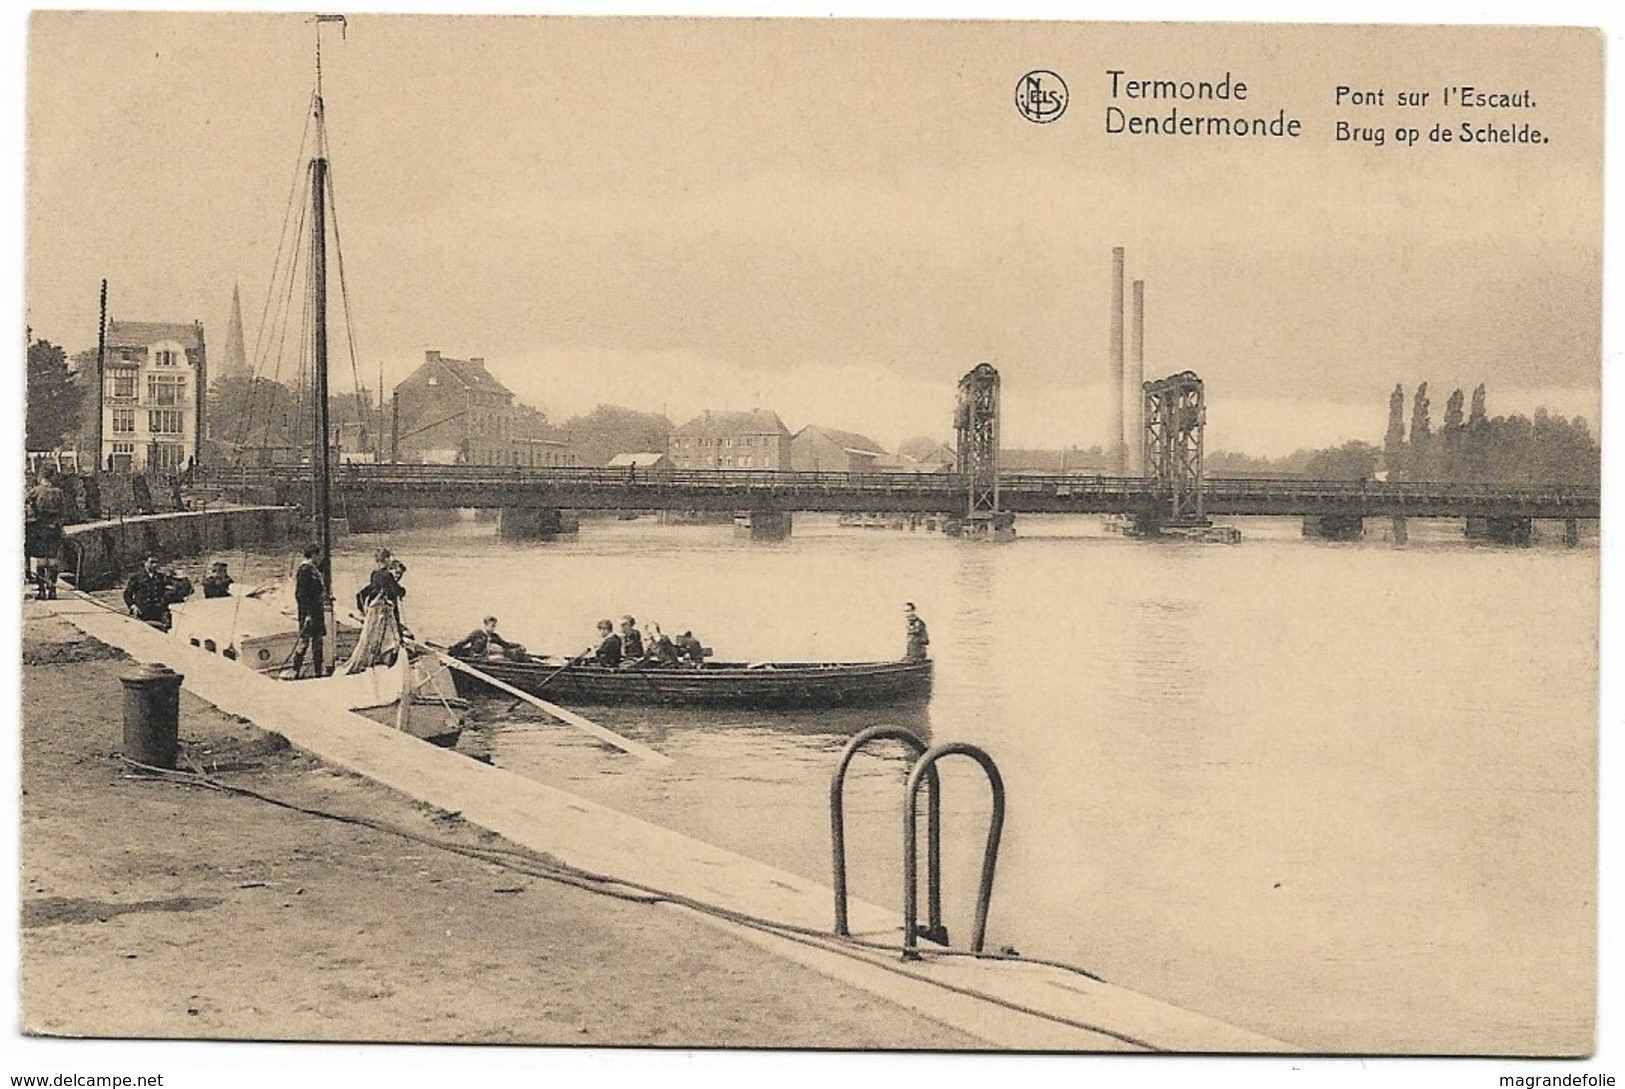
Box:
<box><xmin>310</xmin><ymin>41</ymin><xmax>335</xmax><ymax>655</ymax></box>
<box><xmin>93</xmin><ymin>279</ymin><xmax>107</xmax><ymax>471</ymax></box>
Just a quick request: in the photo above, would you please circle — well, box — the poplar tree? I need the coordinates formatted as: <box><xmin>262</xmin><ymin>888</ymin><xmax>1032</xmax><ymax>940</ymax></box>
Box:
<box><xmin>1384</xmin><ymin>384</ymin><xmax>1407</xmax><ymax>479</ymax></box>
<box><xmin>1408</xmin><ymin>382</ymin><xmax>1432</xmax><ymax>480</ymax></box>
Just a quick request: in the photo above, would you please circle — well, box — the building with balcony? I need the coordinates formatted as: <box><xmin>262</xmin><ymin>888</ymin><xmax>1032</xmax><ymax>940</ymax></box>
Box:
<box><xmin>669</xmin><ymin>409</ymin><xmax>791</xmax><ymax>470</ymax></box>
<box><xmin>98</xmin><ymin>320</ymin><xmax>206</xmax><ymax>473</ymax></box>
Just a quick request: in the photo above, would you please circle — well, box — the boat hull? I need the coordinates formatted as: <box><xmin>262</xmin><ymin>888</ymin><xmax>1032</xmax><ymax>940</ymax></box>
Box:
<box><xmin>168</xmin><ymin>595</ymin><xmax>468</xmax><ymax>746</ymax></box>
<box><xmin>449</xmin><ymin>656</ymin><xmax>933</xmax><ymax>709</ymax></box>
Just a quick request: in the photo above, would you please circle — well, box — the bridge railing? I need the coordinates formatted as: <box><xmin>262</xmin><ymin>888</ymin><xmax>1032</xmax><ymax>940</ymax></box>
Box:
<box><xmin>194</xmin><ymin>464</ymin><xmax>1598</xmax><ymax>507</ymax></box>
<box><xmin>200</xmin><ymin>464</ymin><xmax>977</xmax><ymax>493</ymax></box>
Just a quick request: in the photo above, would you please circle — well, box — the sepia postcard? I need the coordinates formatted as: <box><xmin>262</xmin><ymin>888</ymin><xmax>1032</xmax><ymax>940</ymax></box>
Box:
<box><xmin>9</xmin><ymin>6</ymin><xmax>1615</xmax><ymax>1084</ymax></box>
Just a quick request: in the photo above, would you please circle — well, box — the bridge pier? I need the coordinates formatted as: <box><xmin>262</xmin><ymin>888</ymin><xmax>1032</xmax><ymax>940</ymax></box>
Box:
<box><xmin>1389</xmin><ymin>516</ymin><xmax>1408</xmax><ymax>544</ymax></box>
<box><xmin>1565</xmin><ymin>518</ymin><xmax>1580</xmax><ymax>547</ymax></box>
<box><xmin>1464</xmin><ymin>515</ymin><xmax>1532</xmax><ymax>546</ymax></box>
<box><xmin>946</xmin><ymin>512</ymin><xmax>1016</xmax><ymax>541</ymax></box>
<box><xmin>1302</xmin><ymin>514</ymin><xmax>1364</xmax><ymax>541</ymax></box>
<box><xmin>739</xmin><ymin>510</ymin><xmax>793</xmax><ymax>540</ymax></box>
<box><xmin>498</xmin><ymin>508</ymin><xmax>579</xmax><ymax>540</ymax></box>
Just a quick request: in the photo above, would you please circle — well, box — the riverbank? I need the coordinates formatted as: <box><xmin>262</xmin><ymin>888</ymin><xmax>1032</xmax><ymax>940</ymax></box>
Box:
<box><xmin>18</xmin><ymin>605</ymin><xmax>981</xmax><ymax>1047</ymax></box>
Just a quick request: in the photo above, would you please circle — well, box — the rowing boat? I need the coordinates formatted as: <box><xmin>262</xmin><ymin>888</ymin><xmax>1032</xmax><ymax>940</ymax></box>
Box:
<box><xmin>447</xmin><ymin>653</ymin><xmax>933</xmax><ymax>709</ymax></box>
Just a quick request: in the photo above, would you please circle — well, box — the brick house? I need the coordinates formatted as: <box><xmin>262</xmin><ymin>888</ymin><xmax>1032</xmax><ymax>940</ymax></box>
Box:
<box><xmin>789</xmin><ymin>425</ymin><xmax>889</xmax><ymax>472</ymax></box>
<box><xmin>391</xmin><ymin>350</ymin><xmax>573</xmax><ymax>466</ymax></box>
<box><xmin>669</xmin><ymin>410</ymin><xmax>791</xmax><ymax>470</ymax></box>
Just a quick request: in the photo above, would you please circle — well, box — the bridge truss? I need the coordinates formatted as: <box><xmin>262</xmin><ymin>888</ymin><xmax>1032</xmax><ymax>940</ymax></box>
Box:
<box><xmin>1143</xmin><ymin>370</ymin><xmax>1207</xmax><ymax>525</ymax></box>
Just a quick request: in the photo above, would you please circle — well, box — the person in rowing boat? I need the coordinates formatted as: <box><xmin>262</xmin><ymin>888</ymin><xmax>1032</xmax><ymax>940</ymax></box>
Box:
<box><xmin>450</xmin><ymin>615</ymin><xmax>524</xmax><ymax>661</ymax></box>
<box><xmin>674</xmin><ymin>630</ymin><xmax>706</xmax><ymax>667</ymax></box>
<box><xmin>904</xmin><ymin>602</ymin><xmax>930</xmax><ymax>661</ymax></box>
<box><xmin>289</xmin><ymin>543</ymin><xmax>327</xmax><ymax>678</ymax></box>
<box><xmin>593</xmin><ymin>619</ymin><xmax>622</xmax><ymax>666</ymax></box>
<box><xmin>619</xmin><ymin>615</ymin><xmax>644</xmax><ymax>661</ymax></box>
<box><xmin>643</xmin><ymin>622</ymin><xmax>680</xmax><ymax>667</ymax></box>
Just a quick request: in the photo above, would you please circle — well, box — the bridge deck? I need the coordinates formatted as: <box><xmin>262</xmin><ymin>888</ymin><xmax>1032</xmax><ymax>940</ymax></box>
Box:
<box><xmin>201</xmin><ymin>466</ymin><xmax>1600</xmax><ymax>521</ymax></box>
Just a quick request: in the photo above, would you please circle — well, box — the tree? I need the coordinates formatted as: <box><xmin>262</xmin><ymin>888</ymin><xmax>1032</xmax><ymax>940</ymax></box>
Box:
<box><xmin>1303</xmin><ymin>440</ymin><xmax>1381</xmax><ymax>481</ymax></box>
<box><xmin>1465</xmin><ymin>384</ymin><xmax>1489</xmax><ymax>482</ymax></box>
<box><xmin>26</xmin><ymin>337</ymin><xmax>84</xmax><ymax>452</ymax></box>
<box><xmin>1441</xmin><ymin>388</ymin><xmax>1466</xmax><ymax>481</ymax></box>
<box><xmin>1383</xmin><ymin>384</ymin><xmax>1406</xmax><ymax>479</ymax></box>
<box><xmin>209</xmin><ymin>374</ymin><xmax>303</xmax><ymax>451</ymax></box>
<box><xmin>1408</xmin><ymin>382</ymin><xmax>1432</xmax><ymax>480</ymax></box>
<box><xmin>560</xmin><ymin>404</ymin><xmax>674</xmax><ymax>467</ymax></box>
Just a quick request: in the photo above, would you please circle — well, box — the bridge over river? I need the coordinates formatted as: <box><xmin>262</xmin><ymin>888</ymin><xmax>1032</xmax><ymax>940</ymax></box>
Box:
<box><xmin>200</xmin><ymin>463</ymin><xmax>1599</xmax><ymax>544</ymax></box>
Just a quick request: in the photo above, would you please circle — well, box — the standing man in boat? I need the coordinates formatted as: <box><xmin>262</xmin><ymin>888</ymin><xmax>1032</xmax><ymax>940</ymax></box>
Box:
<box><xmin>290</xmin><ymin>543</ymin><xmax>327</xmax><ymax>678</ymax></box>
<box><xmin>904</xmin><ymin>602</ymin><xmax>930</xmax><ymax>661</ymax></box>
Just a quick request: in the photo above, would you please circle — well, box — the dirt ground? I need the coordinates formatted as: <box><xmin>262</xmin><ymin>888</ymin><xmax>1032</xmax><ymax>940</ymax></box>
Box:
<box><xmin>18</xmin><ymin>606</ymin><xmax>980</xmax><ymax>1049</ymax></box>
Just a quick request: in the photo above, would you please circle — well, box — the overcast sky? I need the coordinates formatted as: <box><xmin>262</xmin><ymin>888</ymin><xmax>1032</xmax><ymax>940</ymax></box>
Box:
<box><xmin>26</xmin><ymin>14</ymin><xmax>1603</xmax><ymax>454</ymax></box>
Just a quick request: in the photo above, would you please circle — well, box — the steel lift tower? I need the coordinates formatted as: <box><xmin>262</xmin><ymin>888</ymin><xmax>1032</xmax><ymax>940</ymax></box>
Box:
<box><xmin>1142</xmin><ymin>370</ymin><xmax>1209</xmax><ymax>530</ymax></box>
<box><xmin>953</xmin><ymin>362</ymin><xmax>1013</xmax><ymax>539</ymax></box>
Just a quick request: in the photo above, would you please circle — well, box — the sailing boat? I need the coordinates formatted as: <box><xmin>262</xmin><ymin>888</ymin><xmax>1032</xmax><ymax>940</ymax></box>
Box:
<box><xmin>169</xmin><ymin>17</ymin><xmax>466</xmax><ymax>747</ymax></box>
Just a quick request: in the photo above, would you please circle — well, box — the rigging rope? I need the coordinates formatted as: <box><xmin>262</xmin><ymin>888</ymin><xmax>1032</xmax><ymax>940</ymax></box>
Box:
<box><xmin>117</xmin><ymin>753</ymin><xmax>1151</xmax><ymax>1050</ymax></box>
<box><xmin>321</xmin><ymin>162</ymin><xmax>373</xmax><ymax>434</ymax></box>
<box><xmin>239</xmin><ymin>98</ymin><xmax>316</xmax><ymax>449</ymax></box>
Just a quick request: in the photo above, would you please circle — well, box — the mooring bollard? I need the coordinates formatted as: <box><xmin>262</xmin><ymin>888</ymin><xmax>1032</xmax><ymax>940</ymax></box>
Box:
<box><xmin>121</xmin><ymin>663</ymin><xmax>183</xmax><ymax>769</ymax></box>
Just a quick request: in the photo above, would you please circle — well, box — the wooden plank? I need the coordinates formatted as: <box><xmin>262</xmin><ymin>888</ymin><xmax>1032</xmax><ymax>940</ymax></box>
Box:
<box><xmin>433</xmin><ymin>651</ymin><xmax>673</xmax><ymax>766</ymax></box>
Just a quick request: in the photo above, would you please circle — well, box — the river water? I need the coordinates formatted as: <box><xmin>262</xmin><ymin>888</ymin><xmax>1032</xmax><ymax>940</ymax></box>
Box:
<box><xmin>245</xmin><ymin>512</ymin><xmax>1596</xmax><ymax>1055</ymax></box>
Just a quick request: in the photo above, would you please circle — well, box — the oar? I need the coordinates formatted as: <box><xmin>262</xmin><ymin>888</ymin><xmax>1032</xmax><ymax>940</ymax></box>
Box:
<box><xmin>522</xmin><ymin>646</ymin><xmax>595</xmax><ymax>695</ymax></box>
<box><xmin>424</xmin><ymin>641</ymin><xmax>588</xmax><ymax>693</ymax></box>
<box><xmin>427</xmin><ymin>647</ymin><xmax>672</xmax><ymax>767</ymax></box>
<box><xmin>492</xmin><ymin>647</ymin><xmax>589</xmax><ymax>712</ymax></box>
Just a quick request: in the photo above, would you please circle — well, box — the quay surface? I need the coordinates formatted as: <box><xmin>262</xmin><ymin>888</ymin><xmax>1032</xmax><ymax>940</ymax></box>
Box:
<box><xmin>40</xmin><ymin>596</ymin><xmax>1293</xmax><ymax>1052</ymax></box>
<box><xmin>19</xmin><ymin>605</ymin><xmax>972</xmax><ymax>1047</ymax></box>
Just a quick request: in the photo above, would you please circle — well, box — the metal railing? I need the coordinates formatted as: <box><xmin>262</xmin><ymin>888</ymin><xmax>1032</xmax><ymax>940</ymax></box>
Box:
<box><xmin>902</xmin><ymin>743</ymin><xmax>1004</xmax><ymax>961</ymax></box>
<box><xmin>194</xmin><ymin>463</ymin><xmax>1600</xmax><ymax>517</ymax></box>
<box><xmin>830</xmin><ymin>726</ymin><xmax>944</xmax><ymax>944</ymax></box>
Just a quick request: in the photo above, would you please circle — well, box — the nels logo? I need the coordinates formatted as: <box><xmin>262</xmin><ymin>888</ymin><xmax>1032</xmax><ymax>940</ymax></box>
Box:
<box><xmin>1015</xmin><ymin>70</ymin><xmax>1068</xmax><ymax>123</ymax></box>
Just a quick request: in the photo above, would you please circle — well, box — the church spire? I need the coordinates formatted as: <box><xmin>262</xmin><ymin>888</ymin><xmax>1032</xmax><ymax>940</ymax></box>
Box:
<box><xmin>223</xmin><ymin>282</ymin><xmax>248</xmax><ymax>380</ymax></box>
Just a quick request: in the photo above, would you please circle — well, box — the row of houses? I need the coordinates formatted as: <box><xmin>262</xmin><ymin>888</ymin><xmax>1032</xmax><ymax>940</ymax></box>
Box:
<box><xmin>64</xmin><ymin>317</ymin><xmax>952</xmax><ymax>474</ymax></box>
<box><xmin>666</xmin><ymin>412</ymin><xmax>953</xmax><ymax>473</ymax></box>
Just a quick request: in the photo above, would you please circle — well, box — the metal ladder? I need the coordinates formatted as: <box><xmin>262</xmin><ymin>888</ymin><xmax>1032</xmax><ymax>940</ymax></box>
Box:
<box><xmin>829</xmin><ymin>725</ymin><xmax>1005</xmax><ymax>960</ymax></box>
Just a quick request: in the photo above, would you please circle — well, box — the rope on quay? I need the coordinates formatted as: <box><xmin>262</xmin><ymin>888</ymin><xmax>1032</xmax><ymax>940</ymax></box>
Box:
<box><xmin>117</xmin><ymin>755</ymin><xmax>1156</xmax><ymax>1051</ymax></box>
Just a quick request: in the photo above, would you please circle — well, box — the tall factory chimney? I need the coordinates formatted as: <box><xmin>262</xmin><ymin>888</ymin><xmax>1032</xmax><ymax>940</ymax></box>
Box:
<box><xmin>1130</xmin><ymin>279</ymin><xmax>1145</xmax><ymax>475</ymax></box>
<box><xmin>1109</xmin><ymin>247</ymin><xmax>1126</xmax><ymax>474</ymax></box>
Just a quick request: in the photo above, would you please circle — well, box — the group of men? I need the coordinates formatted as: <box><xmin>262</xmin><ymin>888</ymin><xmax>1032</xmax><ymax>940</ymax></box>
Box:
<box><xmin>121</xmin><ymin>557</ymin><xmax>235</xmax><ymax>629</ymax></box>
<box><xmin>593</xmin><ymin>616</ymin><xmax>704</xmax><ymax>668</ymax></box>
<box><xmin>450</xmin><ymin>607</ymin><xmax>924</xmax><ymax>670</ymax></box>
<box><xmin>447</xmin><ymin>613</ymin><xmax>705</xmax><ymax>669</ymax></box>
